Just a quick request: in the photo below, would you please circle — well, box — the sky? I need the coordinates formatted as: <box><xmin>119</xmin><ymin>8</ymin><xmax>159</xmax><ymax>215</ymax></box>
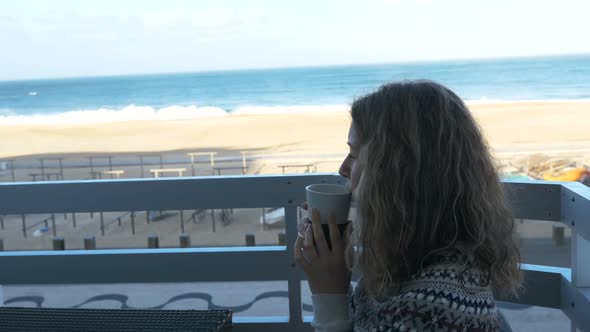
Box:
<box><xmin>1</xmin><ymin>0</ymin><xmax>589</xmax><ymax>80</ymax></box>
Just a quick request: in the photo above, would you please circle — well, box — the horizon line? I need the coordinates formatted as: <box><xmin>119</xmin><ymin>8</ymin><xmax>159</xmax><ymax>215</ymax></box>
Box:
<box><xmin>1</xmin><ymin>52</ymin><xmax>589</xmax><ymax>83</ymax></box>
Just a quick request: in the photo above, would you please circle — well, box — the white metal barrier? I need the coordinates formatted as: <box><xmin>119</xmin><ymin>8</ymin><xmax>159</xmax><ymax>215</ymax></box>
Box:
<box><xmin>0</xmin><ymin>175</ymin><xmax>588</xmax><ymax>331</ymax></box>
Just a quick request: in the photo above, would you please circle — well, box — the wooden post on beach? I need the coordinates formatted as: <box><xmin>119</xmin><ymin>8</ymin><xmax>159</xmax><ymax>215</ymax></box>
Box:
<box><xmin>8</xmin><ymin>160</ymin><xmax>15</xmax><ymax>182</ymax></box>
<box><xmin>146</xmin><ymin>211</ymin><xmax>150</xmax><ymax>224</ymax></box>
<box><xmin>0</xmin><ymin>215</ymin><xmax>4</xmax><ymax>230</ymax></box>
<box><xmin>138</xmin><ymin>155</ymin><xmax>145</xmax><ymax>178</ymax></box>
<box><xmin>130</xmin><ymin>212</ymin><xmax>136</xmax><ymax>235</ymax></box>
<box><xmin>189</xmin><ymin>154</ymin><xmax>196</xmax><ymax>176</ymax></box>
<box><xmin>51</xmin><ymin>214</ymin><xmax>56</xmax><ymax>237</ymax></box>
<box><xmin>84</xmin><ymin>237</ymin><xmax>96</xmax><ymax>250</ymax></box>
<box><xmin>180</xmin><ymin>210</ymin><xmax>185</xmax><ymax>233</ymax></box>
<box><xmin>552</xmin><ymin>224</ymin><xmax>565</xmax><ymax>246</ymax></box>
<box><xmin>179</xmin><ymin>233</ymin><xmax>191</xmax><ymax>248</ymax></box>
<box><xmin>58</xmin><ymin>158</ymin><xmax>64</xmax><ymax>180</ymax></box>
<box><xmin>89</xmin><ymin>157</ymin><xmax>95</xmax><ymax>176</ymax></box>
<box><xmin>117</xmin><ymin>216</ymin><xmax>121</xmax><ymax>227</ymax></box>
<box><xmin>261</xmin><ymin>208</ymin><xmax>267</xmax><ymax>230</ymax></box>
<box><xmin>211</xmin><ymin>210</ymin><xmax>216</xmax><ymax>232</ymax></box>
<box><xmin>39</xmin><ymin>158</ymin><xmax>46</xmax><ymax>179</ymax></box>
<box><xmin>21</xmin><ymin>214</ymin><xmax>27</xmax><ymax>238</ymax></box>
<box><xmin>278</xmin><ymin>232</ymin><xmax>286</xmax><ymax>246</ymax></box>
<box><xmin>100</xmin><ymin>212</ymin><xmax>105</xmax><ymax>236</ymax></box>
<box><xmin>148</xmin><ymin>235</ymin><xmax>159</xmax><ymax>248</ymax></box>
<box><xmin>53</xmin><ymin>237</ymin><xmax>65</xmax><ymax>251</ymax></box>
<box><xmin>72</xmin><ymin>213</ymin><xmax>77</xmax><ymax>228</ymax></box>
<box><xmin>241</xmin><ymin>151</ymin><xmax>247</xmax><ymax>174</ymax></box>
<box><xmin>245</xmin><ymin>233</ymin><xmax>256</xmax><ymax>246</ymax></box>
<box><xmin>0</xmin><ymin>239</ymin><xmax>3</xmax><ymax>251</ymax></box>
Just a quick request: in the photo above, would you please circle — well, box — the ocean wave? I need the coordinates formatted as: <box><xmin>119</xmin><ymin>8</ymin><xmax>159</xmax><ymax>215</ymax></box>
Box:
<box><xmin>231</xmin><ymin>104</ymin><xmax>349</xmax><ymax>115</ymax></box>
<box><xmin>0</xmin><ymin>104</ymin><xmax>351</xmax><ymax>126</ymax></box>
<box><xmin>465</xmin><ymin>97</ymin><xmax>590</xmax><ymax>104</ymax></box>
<box><xmin>0</xmin><ymin>104</ymin><xmax>228</xmax><ymax>126</ymax></box>
<box><xmin>1</xmin><ymin>99</ymin><xmax>589</xmax><ymax>126</ymax></box>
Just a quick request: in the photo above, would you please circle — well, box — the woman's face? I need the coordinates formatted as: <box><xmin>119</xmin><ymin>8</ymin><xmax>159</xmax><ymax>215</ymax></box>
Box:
<box><xmin>339</xmin><ymin>122</ymin><xmax>363</xmax><ymax>192</ymax></box>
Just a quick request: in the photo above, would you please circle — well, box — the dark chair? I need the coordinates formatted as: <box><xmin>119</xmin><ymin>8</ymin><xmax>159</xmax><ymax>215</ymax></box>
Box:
<box><xmin>0</xmin><ymin>307</ymin><xmax>232</xmax><ymax>331</ymax></box>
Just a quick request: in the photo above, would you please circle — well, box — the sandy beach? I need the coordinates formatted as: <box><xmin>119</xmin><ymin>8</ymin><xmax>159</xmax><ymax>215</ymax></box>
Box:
<box><xmin>0</xmin><ymin>101</ymin><xmax>590</xmax><ymax>181</ymax></box>
<box><xmin>1</xmin><ymin>101</ymin><xmax>589</xmax><ymax>164</ymax></box>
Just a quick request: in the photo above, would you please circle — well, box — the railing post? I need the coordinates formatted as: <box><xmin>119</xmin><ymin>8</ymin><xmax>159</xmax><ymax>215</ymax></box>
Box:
<box><xmin>211</xmin><ymin>209</ymin><xmax>216</xmax><ymax>232</ymax></box>
<box><xmin>571</xmin><ymin>233</ymin><xmax>590</xmax><ymax>287</ymax></box>
<box><xmin>72</xmin><ymin>213</ymin><xmax>77</xmax><ymax>228</ymax></box>
<box><xmin>561</xmin><ymin>182</ymin><xmax>590</xmax><ymax>331</ymax></box>
<box><xmin>21</xmin><ymin>214</ymin><xmax>26</xmax><ymax>238</ymax></box>
<box><xmin>563</xmin><ymin>184</ymin><xmax>590</xmax><ymax>288</ymax></box>
<box><xmin>180</xmin><ymin>210</ymin><xmax>185</xmax><ymax>233</ymax></box>
<box><xmin>285</xmin><ymin>206</ymin><xmax>304</xmax><ymax>324</ymax></box>
<box><xmin>51</xmin><ymin>214</ymin><xmax>56</xmax><ymax>237</ymax></box>
<box><xmin>130</xmin><ymin>212</ymin><xmax>136</xmax><ymax>235</ymax></box>
<box><xmin>99</xmin><ymin>212</ymin><xmax>105</xmax><ymax>236</ymax></box>
<box><xmin>0</xmin><ymin>239</ymin><xmax>4</xmax><ymax>251</ymax></box>
<box><xmin>0</xmin><ymin>215</ymin><xmax>4</xmax><ymax>230</ymax></box>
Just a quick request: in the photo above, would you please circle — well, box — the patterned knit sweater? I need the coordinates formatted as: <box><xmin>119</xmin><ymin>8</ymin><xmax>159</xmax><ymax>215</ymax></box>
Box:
<box><xmin>311</xmin><ymin>248</ymin><xmax>500</xmax><ymax>332</ymax></box>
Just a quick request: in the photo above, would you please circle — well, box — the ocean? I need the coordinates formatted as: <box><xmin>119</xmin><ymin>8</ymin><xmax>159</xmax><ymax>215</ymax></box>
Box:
<box><xmin>1</xmin><ymin>54</ymin><xmax>589</xmax><ymax>125</ymax></box>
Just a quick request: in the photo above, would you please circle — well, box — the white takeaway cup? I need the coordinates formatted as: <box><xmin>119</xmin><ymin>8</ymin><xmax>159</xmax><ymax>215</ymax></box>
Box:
<box><xmin>305</xmin><ymin>184</ymin><xmax>352</xmax><ymax>224</ymax></box>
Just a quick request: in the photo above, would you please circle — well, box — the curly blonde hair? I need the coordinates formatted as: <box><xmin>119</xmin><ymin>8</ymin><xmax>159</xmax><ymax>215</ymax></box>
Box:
<box><xmin>348</xmin><ymin>80</ymin><xmax>521</xmax><ymax>297</ymax></box>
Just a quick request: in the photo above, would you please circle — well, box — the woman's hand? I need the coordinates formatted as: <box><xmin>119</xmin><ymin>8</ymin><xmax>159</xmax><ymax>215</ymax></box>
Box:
<box><xmin>294</xmin><ymin>208</ymin><xmax>351</xmax><ymax>294</ymax></box>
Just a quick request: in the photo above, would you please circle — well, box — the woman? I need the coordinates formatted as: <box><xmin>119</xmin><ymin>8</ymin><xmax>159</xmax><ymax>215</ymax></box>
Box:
<box><xmin>294</xmin><ymin>80</ymin><xmax>521</xmax><ymax>331</ymax></box>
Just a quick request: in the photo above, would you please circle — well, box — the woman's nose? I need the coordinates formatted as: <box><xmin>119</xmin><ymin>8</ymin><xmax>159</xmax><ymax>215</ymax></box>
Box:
<box><xmin>339</xmin><ymin>159</ymin><xmax>350</xmax><ymax>179</ymax></box>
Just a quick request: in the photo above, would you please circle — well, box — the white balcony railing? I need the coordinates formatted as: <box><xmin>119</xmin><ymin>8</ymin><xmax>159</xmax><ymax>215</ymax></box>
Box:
<box><xmin>0</xmin><ymin>175</ymin><xmax>589</xmax><ymax>331</ymax></box>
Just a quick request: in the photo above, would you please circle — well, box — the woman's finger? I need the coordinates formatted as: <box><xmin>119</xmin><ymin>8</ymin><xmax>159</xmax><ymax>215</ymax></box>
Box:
<box><xmin>303</xmin><ymin>223</ymin><xmax>318</xmax><ymax>260</ymax></box>
<box><xmin>297</xmin><ymin>217</ymin><xmax>310</xmax><ymax>238</ymax></box>
<box><xmin>327</xmin><ymin>211</ymin><xmax>342</xmax><ymax>251</ymax></box>
<box><xmin>294</xmin><ymin>236</ymin><xmax>310</xmax><ymax>268</ymax></box>
<box><xmin>311</xmin><ymin>208</ymin><xmax>329</xmax><ymax>253</ymax></box>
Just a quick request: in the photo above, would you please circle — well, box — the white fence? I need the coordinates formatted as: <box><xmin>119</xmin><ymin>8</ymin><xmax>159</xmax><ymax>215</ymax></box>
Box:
<box><xmin>0</xmin><ymin>175</ymin><xmax>589</xmax><ymax>331</ymax></box>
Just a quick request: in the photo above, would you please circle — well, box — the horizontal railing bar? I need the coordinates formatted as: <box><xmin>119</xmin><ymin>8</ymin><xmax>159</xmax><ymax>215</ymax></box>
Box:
<box><xmin>503</xmin><ymin>180</ymin><xmax>562</xmax><ymax>222</ymax></box>
<box><xmin>232</xmin><ymin>318</ymin><xmax>312</xmax><ymax>332</ymax></box>
<box><xmin>495</xmin><ymin>264</ymin><xmax>568</xmax><ymax>309</ymax></box>
<box><xmin>0</xmin><ymin>247</ymin><xmax>294</xmax><ymax>284</ymax></box>
<box><xmin>0</xmin><ymin>174</ymin><xmax>345</xmax><ymax>214</ymax></box>
<box><xmin>0</xmin><ymin>178</ymin><xmax>565</xmax><ymax>221</ymax></box>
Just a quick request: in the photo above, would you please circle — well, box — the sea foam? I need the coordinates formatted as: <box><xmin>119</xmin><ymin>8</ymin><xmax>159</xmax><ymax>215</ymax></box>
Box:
<box><xmin>0</xmin><ymin>104</ymin><xmax>227</xmax><ymax>126</ymax></box>
<box><xmin>0</xmin><ymin>104</ymin><xmax>350</xmax><ymax>126</ymax></box>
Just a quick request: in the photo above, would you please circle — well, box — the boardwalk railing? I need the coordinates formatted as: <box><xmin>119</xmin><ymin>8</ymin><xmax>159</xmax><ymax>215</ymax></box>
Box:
<box><xmin>0</xmin><ymin>175</ymin><xmax>589</xmax><ymax>331</ymax></box>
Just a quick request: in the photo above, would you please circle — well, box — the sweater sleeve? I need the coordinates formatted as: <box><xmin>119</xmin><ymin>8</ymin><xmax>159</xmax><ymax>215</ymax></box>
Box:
<box><xmin>310</xmin><ymin>287</ymin><xmax>353</xmax><ymax>332</ymax></box>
